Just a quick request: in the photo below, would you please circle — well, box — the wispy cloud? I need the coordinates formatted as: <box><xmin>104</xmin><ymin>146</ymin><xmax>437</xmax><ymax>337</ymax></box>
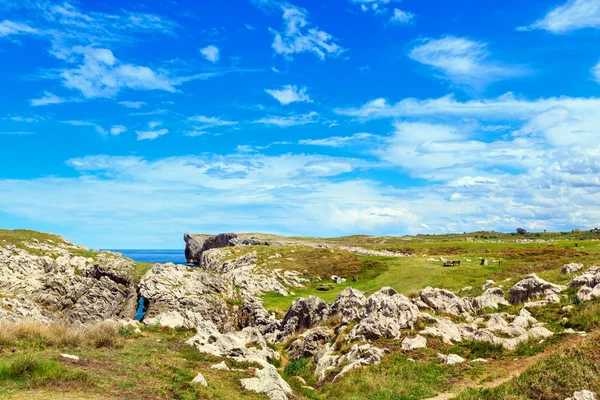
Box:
<box><xmin>253</xmin><ymin>111</ymin><xmax>320</xmax><ymax>127</ymax></box>
<box><xmin>268</xmin><ymin>5</ymin><xmax>345</xmax><ymax>60</ymax></box>
<box><xmin>30</xmin><ymin>92</ymin><xmax>66</xmax><ymax>106</ymax></box>
<box><xmin>298</xmin><ymin>132</ymin><xmax>375</xmax><ymax>147</ymax></box>
<box><xmin>118</xmin><ymin>101</ymin><xmax>146</xmax><ymax>109</ymax></box>
<box><xmin>0</xmin><ymin>20</ymin><xmax>39</xmax><ymax>37</ymax></box>
<box><xmin>188</xmin><ymin>115</ymin><xmax>238</xmax><ymax>128</ymax></box>
<box><xmin>265</xmin><ymin>84</ymin><xmax>312</xmax><ymax>105</ymax></box>
<box><xmin>200</xmin><ymin>45</ymin><xmax>220</xmax><ymax>63</ymax></box>
<box><xmin>110</xmin><ymin>125</ymin><xmax>127</xmax><ymax>135</ymax></box>
<box><xmin>136</xmin><ymin>129</ymin><xmax>169</xmax><ymax>141</ymax></box>
<box><xmin>350</xmin><ymin>0</ymin><xmax>400</xmax><ymax>14</ymax></box>
<box><xmin>593</xmin><ymin>61</ymin><xmax>600</xmax><ymax>82</ymax></box>
<box><xmin>408</xmin><ymin>36</ymin><xmax>527</xmax><ymax>89</ymax></box>
<box><xmin>518</xmin><ymin>0</ymin><xmax>600</xmax><ymax>33</ymax></box>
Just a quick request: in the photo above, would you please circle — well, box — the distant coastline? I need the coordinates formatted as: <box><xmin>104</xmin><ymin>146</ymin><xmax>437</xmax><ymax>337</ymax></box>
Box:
<box><xmin>107</xmin><ymin>249</ymin><xmax>186</xmax><ymax>265</ymax></box>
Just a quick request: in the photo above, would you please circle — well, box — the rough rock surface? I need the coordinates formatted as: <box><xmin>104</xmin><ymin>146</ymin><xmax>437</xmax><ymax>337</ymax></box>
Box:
<box><xmin>314</xmin><ymin>343</ymin><xmax>386</xmax><ymax>382</ymax></box>
<box><xmin>346</xmin><ymin>287</ymin><xmax>420</xmax><ymax>341</ymax></box>
<box><xmin>421</xmin><ymin>308</ymin><xmax>553</xmax><ymax>350</ymax></box>
<box><xmin>329</xmin><ymin>287</ymin><xmax>367</xmax><ymax>324</ymax></box>
<box><xmin>184</xmin><ymin>233</ymin><xmax>237</xmax><ymax>264</ymax></box>
<box><xmin>192</xmin><ymin>372</ymin><xmax>208</xmax><ymax>386</ymax></box>
<box><xmin>401</xmin><ymin>335</ymin><xmax>427</xmax><ymax>351</ymax></box>
<box><xmin>569</xmin><ymin>267</ymin><xmax>600</xmax><ymax>302</ymax></box>
<box><xmin>561</xmin><ymin>263</ymin><xmax>584</xmax><ymax>275</ymax></box>
<box><xmin>418</xmin><ymin>287</ymin><xmax>508</xmax><ymax>316</ymax></box>
<box><xmin>287</xmin><ymin>327</ymin><xmax>332</xmax><ymax>361</ymax></box>
<box><xmin>140</xmin><ymin>263</ymin><xmax>234</xmax><ymax>329</ymax></box>
<box><xmin>278</xmin><ymin>297</ymin><xmax>329</xmax><ymax>340</ymax></box>
<box><xmin>508</xmin><ymin>274</ymin><xmax>565</xmax><ymax>305</ymax></box>
<box><xmin>0</xmin><ymin>244</ymin><xmax>137</xmax><ymax>323</ymax></box>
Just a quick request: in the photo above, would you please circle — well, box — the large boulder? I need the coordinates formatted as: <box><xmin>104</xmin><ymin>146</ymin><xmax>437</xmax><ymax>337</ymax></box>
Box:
<box><xmin>287</xmin><ymin>327</ymin><xmax>332</xmax><ymax>361</ymax></box>
<box><xmin>278</xmin><ymin>297</ymin><xmax>329</xmax><ymax>340</ymax></box>
<box><xmin>329</xmin><ymin>287</ymin><xmax>367</xmax><ymax>324</ymax></box>
<box><xmin>566</xmin><ymin>391</ymin><xmax>598</xmax><ymax>400</ymax></box>
<box><xmin>418</xmin><ymin>287</ymin><xmax>508</xmax><ymax>316</ymax></box>
<box><xmin>184</xmin><ymin>233</ymin><xmax>237</xmax><ymax>264</ymax></box>
<box><xmin>561</xmin><ymin>263</ymin><xmax>584</xmax><ymax>275</ymax></box>
<box><xmin>508</xmin><ymin>274</ymin><xmax>565</xmax><ymax>305</ymax></box>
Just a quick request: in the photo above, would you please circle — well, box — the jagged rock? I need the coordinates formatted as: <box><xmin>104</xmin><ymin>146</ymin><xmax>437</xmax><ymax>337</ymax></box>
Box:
<box><xmin>314</xmin><ymin>343</ymin><xmax>385</xmax><ymax>382</ymax></box>
<box><xmin>401</xmin><ymin>335</ymin><xmax>427</xmax><ymax>351</ymax></box>
<box><xmin>0</xmin><ymin>244</ymin><xmax>137</xmax><ymax>324</ymax></box>
<box><xmin>576</xmin><ymin>284</ymin><xmax>600</xmax><ymax>302</ymax></box>
<box><xmin>140</xmin><ymin>263</ymin><xmax>234</xmax><ymax>329</ymax></box>
<box><xmin>329</xmin><ymin>287</ymin><xmax>366</xmax><ymax>324</ymax></box>
<box><xmin>346</xmin><ymin>287</ymin><xmax>420</xmax><ymax>341</ymax></box>
<box><xmin>561</xmin><ymin>263</ymin><xmax>584</xmax><ymax>275</ymax></box>
<box><xmin>240</xmin><ymin>237</ymin><xmax>270</xmax><ymax>246</ymax></box>
<box><xmin>566</xmin><ymin>391</ymin><xmax>598</xmax><ymax>400</ymax></box>
<box><xmin>569</xmin><ymin>267</ymin><xmax>600</xmax><ymax>289</ymax></box>
<box><xmin>508</xmin><ymin>274</ymin><xmax>565</xmax><ymax>305</ymax></box>
<box><xmin>241</xmin><ymin>364</ymin><xmax>293</xmax><ymax>400</ymax></box>
<box><xmin>192</xmin><ymin>372</ymin><xmax>208</xmax><ymax>386</ymax></box>
<box><xmin>418</xmin><ymin>287</ymin><xmax>507</xmax><ymax>316</ymax></box>
<box><xmin>184</xmin><ymin>233</ymin><xmax>237</xmax><ymax>264</ymax></box>
<box><xmin>240</xmin><ymin>294</ymin><xmax>280</xmax><ymax>335</ymax></box>
<box><xmin>278</xmin><ymin>297</ymin><xmax>329</xmax><ymax>340</ymax></box>
<box><xmin>0</xmin><ymin>297</ymin><xmax>52</xmax><ymax>323</ymax></box>
<box><xmin>287</xmin><ymin>327</ymin><xmax>332</xmax><ymax>361</ymax></box>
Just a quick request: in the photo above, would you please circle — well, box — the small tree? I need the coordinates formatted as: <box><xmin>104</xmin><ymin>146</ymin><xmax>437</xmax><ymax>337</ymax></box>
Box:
<box><xmin>516</xmin><ymin>228</ymin><xmax>527</xmax><ymax>235</ymax></box>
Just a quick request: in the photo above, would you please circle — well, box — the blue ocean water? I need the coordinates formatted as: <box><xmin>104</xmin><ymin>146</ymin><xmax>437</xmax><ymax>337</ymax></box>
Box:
<box><xmin>108</xmin><ymin>249</ymin><xmax>187</xmax><ymax>265</ymax></box>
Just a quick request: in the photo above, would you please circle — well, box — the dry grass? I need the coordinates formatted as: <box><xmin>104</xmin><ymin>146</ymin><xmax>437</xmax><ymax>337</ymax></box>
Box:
<box><xmin>0</xmin><ymin>321</ymin><xmax>120</xmax><ymax>349</ymax></box>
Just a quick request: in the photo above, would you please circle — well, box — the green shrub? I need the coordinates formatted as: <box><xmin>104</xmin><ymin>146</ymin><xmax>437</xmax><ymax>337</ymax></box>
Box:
<box><xmin>283</xmin><ymin>358</ymin><xmax>309</xmax><ymax>377</ymax></box>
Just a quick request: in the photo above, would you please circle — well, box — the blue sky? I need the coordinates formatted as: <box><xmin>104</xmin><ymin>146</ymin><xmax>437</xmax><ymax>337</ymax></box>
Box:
<box><xmin>1</xmin><ymin>0</ymin><xmax>600</xmax><ymax>248</ymax></box>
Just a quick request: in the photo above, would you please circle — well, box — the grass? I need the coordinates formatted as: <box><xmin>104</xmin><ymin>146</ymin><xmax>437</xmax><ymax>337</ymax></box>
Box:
<box><xmin>455</xmin><ymin>334</ymin><xmax>600</xmax><ymax>400</ymax></box>
<box><xmin>0</xmin><ymin>355</ymin><xmax>89</xmax><ymax>387</ymax></box>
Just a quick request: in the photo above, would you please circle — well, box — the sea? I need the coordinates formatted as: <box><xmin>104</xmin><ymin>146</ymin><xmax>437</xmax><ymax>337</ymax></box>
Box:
<box><xmin>107</xmin><ymin>249</ymin><xmax>188</xmax><ymax>265</ymax></box>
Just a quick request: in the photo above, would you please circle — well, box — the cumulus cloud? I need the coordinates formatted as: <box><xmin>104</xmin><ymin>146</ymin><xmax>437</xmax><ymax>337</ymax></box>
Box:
<box><xmin>61</xmin><ymin>46</ymin><xmax>175</xmax><ymax>98</ymax></box>
<box><xmin>110</xmin><ymin>125</ymin><xmax>127</xmax><ymax>135</ymax></box>
<box><xmin>200</xmin><ymin>45</ymin><xmax>220</xmax><ymax>63</ymax></box>
<box><xmin>253</xmin><ymin>111</ymin><xmax>320</xmax><ymax>127</ymax></box>
<box><xmin>265</xmin><ymin>85</ymin><xmax>312</xmax><ymax>105</ymax></box>
<box><xmin>136</xmin><ymin>129</ymin><xmax>169</xmax><ymax>141</ymax></box>
<box><xmin>390</xmin><ymin>9</ymin><xmax>414</xmax><ymax>24</ymax></box>
<box><xmin>269</xmin><ymin>5</ymin><xmax>345</xmax><ymax>60</ymax></box>
<box><xmin>408</xmin><ymin>36</ymin><xmax>527</xmax><ymax>89</ymax></box>
<box><xmin>519</xmin><ymin>0</ymin><xmax>600</xmax><ymax>33</ymax></box>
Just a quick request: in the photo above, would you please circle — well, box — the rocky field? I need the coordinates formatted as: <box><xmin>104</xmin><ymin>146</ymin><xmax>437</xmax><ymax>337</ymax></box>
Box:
<box><xmin>1</xmin><ymin>229</ymin><xmax>600</xmax><ymax>399</ymax></box>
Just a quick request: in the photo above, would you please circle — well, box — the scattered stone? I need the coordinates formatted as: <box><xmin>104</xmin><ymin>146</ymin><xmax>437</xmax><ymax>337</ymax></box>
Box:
<box><xmin>211</xmin><ymin>361</ymin><xmax>230</xmax><ymax>371</ymax></box>
<box><xmin>60</xmin><ymin>354</ymin><xmax>80</xmax><ymax>361</ymax></box>
<box><xmin>561</xmin><ymin>263</ymin><xmax>585</xmax><ymax>275</ymax></box>
<box><xmin>294</xmin><ymin>376</ymin><xmax>306</xmax><ymax>385</ymax></box>
<box><xmin>192</xmin><ymin>372</ymin><xmax>208</xmax><ymax>386</ymax></box>
<box><xmin>566</xmin><ymin>391</ymin><xmax>597</xmax><ymax>400</ymax></box>
<box><xmin>241</xmin><ymin>364</ymin><xmax>293</xmax><ymax>400</ymax></box>
<box><xmin>440</xmin><ymin>353</ymin><xmax>465</xmax><ymax>365</ymax></box>
<box><xmin>401</xmin><ymin>335</ymin><xmax>427</xmax><ymax>351</ymax></box>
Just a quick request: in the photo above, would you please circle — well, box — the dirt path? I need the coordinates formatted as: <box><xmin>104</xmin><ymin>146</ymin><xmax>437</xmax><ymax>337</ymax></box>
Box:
<box><xmin>427</xmin><ymin>331</ymin><xmax>595</xmax><ymax>400</ymax></box>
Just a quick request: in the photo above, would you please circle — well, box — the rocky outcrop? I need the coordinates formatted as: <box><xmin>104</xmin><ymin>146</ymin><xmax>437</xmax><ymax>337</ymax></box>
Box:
<box><xmin>329</xmin><ymin>287</ymin><xmax>367</xmax><ymax>324</ymax></box>
<box><xmin>278</xmin><ymin>297</ymin><xmax>329</xmax><ymax>340</ymax></box>
<box><xmin>314</xmin><ymin>343</ymin><xmax>386</xmax><ymax>382</ymax></box>
<box><xmin>184</xmin><ymin>233</ymin><xmax>238</xmax><ymax>264</ymax></box>
<box><xmin>140</xmin><ymin>263</ymin><xmax>234</xmax><ymax>330</ymax></box>
<box><xmin>401</xmin><ymin>335</ymin><xmax>427</xmax><ymax>351</ymax></box>
<box><xmin>421</xmin><ymin>308</ymin><xmax>553</xmax><ymax>350</ymax></box>
<box><xmin>418</xmin><ymin>287</ymin><xmax>508</xmax><ymax>316</ymax></box>
<box><xmin>508</xmin><ymin>274</ymin><xmax>565</xmax><ymax>305</ymax></box>
<box><xmin>346</xmin><ymin>287</ymin><xmax>420</xmax><ymax>341</ymax></box>
<box><xmin>569</xmin><ymin>267</ymin><xmax>600</xmax><ymax>302</ymax></box>
<box><xmin>287</xmin><ymin>327</ymin><xmax>332</xmax><ymax>361</ymax></box>
<box><xmin>0</xmin><ymin>244</ymin><xmax>137</xmax><ymax>324</ymax></box>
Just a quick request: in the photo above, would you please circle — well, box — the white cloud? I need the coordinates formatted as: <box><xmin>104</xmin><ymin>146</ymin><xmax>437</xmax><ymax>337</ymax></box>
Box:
<box><xmin>118</xmin><ymin>101</ymin><xmax>146</xmax><ymax>109</ymax></box>
<box><xmin>188</xmin><ymin>115</ymin><xmax>238</xmax><ymax>128</ymax></box>
<box><xmin>62</xmin><ymin>120</ymin><xmax>111</xmax><ymax>135</ymax></box>
<box><xmin>390</xmin><ymin>9</ymin><xmax>414</xmax><ymax>24</ymax></box>
<box><xmin>184</xmin><ymin>130</ymin><xmax>209</xmax><ymax>137</ymax></box>
<box><xmin>265</xmin><ymin>85</ymin><xmax>312</xmax><ymax>105</ymax></box>
<box><xmin>253</xmin><ymin>111</ymin><xmax>320</xmax><ymax>127</ymax></box>
<box><xmin>136</xmin><ymin>129</ymin><xmax>169</xmax><ymax>141</ymax></box>
<box><xmin>408</xmin><ymin>36</ymin><xmax>526</xmax><ymax>89</ymax></box>
<box><xmin>110</xmin><ymin>125</ymin><xmax>127</xmax><ymax>135</ymax></box>
<box><xmin>30</xmin><ymin>92</ymin><xmax>66</xmax><ymax>106</ymax></box>
<box><xmin>200</xmin><ymin>45</ymin><xmax>220</xmax><ymax>63</ymax></box>
<box><xmin>61</xmin><ymin>46</ymin><xmax>176</xmax><ymax>98</ymax></box>
<box><xmin>350</xmin><ymin>0</ymin><xmax>401</xmax><ymax>15</ymax></box>
<box><xmin>299</xmin><ymin>132</ymin><xmax>374</xmax><ymax>147</ymax></box>
<box><xmin>269</xmin><ymin>6</ymin><xmax>345</xmax><ymax>60</ymax></box>
<box><xmin>519</xmin><ymin>0</ymin><xmax>600</xmax><ymax>33</ymax></box>
<box><xmin>593</xmin><ymin>61</ymin><xmax>600</xmax><ymax>82</ymax></box>
<box><xmin>0</xmin><ymin>20</ymin><xmax>39</xmax><ymax>37</ymax></box>
<box><xmin>148</xmin><ymin>121</ymin><xmax>162</xmax><ymax>129</ymax></box>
